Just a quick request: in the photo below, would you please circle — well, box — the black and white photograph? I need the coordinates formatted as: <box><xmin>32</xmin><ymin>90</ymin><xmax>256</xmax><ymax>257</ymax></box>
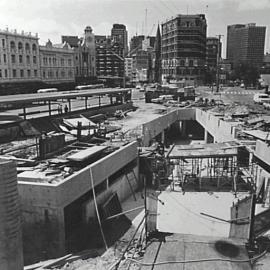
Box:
<box><xmin>0</xmin><ymin>0</ymin><xmax>270</xmax><ymax>269</ymax></box>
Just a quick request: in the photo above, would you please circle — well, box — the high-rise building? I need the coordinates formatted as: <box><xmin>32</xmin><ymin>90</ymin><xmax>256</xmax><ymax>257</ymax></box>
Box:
<box><xmin>161</xmin><ymin>14</ymin><xmax>207</xmax><ymax>85</ymax></box>
<box><xmin>111</xmin><ymin>24</ymin><xmax>128</xmax><ymax>56</ymax></box>
<box><xmin>226</xmin><ymin>23</ymin><xmax>266</xmax><ymax>68</ymax></box>
<box><xmin>130</xmin><ymin>35</ymin><xmax>145</xmax><ymax>55</ymax></box>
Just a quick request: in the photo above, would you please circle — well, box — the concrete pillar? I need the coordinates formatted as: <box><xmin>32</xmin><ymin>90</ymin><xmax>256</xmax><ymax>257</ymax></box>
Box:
<box><xmin>0</xmin><ymin>160</ymin><xmax>24</xmax><ymax>270</ymax></box>
<box><xmin>182</xmin><ymin>120</ymin><xmax>187</xmax><ymax>138</ymax></box>
<box><xmin>204</xmin><ymin>129</ymin><xmax>208</xmax><ymax>143</ymax></box>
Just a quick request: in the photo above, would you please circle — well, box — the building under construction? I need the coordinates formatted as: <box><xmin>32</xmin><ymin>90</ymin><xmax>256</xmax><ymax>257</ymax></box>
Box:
<box><xmin>1</xmin><ymin>91</ymin><xmax>270</xmax><ymax>269</ymax></box>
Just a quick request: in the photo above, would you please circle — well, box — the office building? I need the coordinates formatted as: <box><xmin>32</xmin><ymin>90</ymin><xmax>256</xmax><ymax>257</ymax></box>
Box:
<box><xmin>130</xmin><ymin>35</ymin><xmax>145</xmax><ymax>55</ymax></box>
<box><xmin>161</xmin><ymin>14</ymin><xmax>207</xmax><ymax>85</ymax></box>
<box><xmin>226</xmin><ymin>23</ymin><xmax>266</xmax><ymax>68</ymax></box>
<box><xmin>111</xmin><ymin>24</ymin><xmax>128</xmax><ymax>56</ymax></box>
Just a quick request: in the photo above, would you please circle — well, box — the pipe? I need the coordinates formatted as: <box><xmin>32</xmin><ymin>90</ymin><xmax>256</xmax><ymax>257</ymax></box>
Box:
<box><xmin>89</xmin><ymin>168</ymin><xmax>108</xmax><ymax>250</ymax></box>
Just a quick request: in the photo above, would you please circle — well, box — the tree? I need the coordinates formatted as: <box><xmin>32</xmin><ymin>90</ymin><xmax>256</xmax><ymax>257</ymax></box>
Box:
<box><xmin>232</xmin><ymin>62</ymin><xmax>260</xmax><ymax>87</ymax></box>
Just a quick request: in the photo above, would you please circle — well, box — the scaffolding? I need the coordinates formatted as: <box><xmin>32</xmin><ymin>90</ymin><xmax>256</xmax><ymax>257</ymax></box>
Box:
<box><xmin>167</xmin><ymin>142</ymin><xmax>253</xmax><ymax>193</ymax></box>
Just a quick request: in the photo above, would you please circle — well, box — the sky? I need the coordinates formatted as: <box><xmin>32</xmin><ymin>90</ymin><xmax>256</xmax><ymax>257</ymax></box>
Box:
<box><xmin>0</xmin><ymin>0</ymin><xmax>270</xmax><ymax>57</ymax></box>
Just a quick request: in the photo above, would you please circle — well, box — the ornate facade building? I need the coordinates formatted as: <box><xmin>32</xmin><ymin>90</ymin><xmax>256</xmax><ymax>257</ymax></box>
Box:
<box><xmin>0</xmin><ymin>28</ymin><xmax>40</xmax><ymax>85</ymax></box>
<box><xmin>62</xmin><ymin>26</ymin><xmax>96</xmax><ymax>84</ymax></box>
<box><xmin>39</xmin><ymin>40</ymin><xmax>75</xmax><ymax>84</ymax></box>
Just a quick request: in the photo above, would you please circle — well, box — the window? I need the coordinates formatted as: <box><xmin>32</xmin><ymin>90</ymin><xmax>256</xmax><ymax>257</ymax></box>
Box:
<box><xmin>180</xmin><ymin>60</ymin><xmax>185</xmax><ymax>66</ymax></box>
<box><xmin>27</xmin><ymin>70</ymin><xmax>31</xmax><ymax>77</ymax></box>
<box><xmin>61</xmin><ymin>58</ymin><xmax>64</xmax><ymax>66</ymax></box>
<box><xmin>12</xmin><ymin>69</ymin><xmax>16</xmax><ymax>78</ymax></box>
<box><xmin>20</xmin><ymin>70</ymin><xmax>24</xmax><ymax>78</ymax></box>
<box><xmin>189</xmin><ymin>60</ymin><xmax>194</xmax><ymax>67</ymax></box>
<box><xmin>26</xmin><ymin>55</ymin><xmax>30</xmax><ymax>64</ymax></box>
<box><xmin>53</xmin><ymin>58</ymin><xmax>56</xmax><ymax>65</ymax></box>
<box><xmin>34</xmin><ymin>70</ymin><xmax>37</xmax><ymax>77</ymax></box>
<box><xmin>5</xmin><ymin>69</ymin><xmax>8</xmax><ymax>77</ymax></box>
<box><xmin>43</xmin><ymin>71</ymin><xmax>46</xmax><ymax>78</ymax></box>
<box><xmin>19</xmin><ymin>55</ymin><xmax>23</xmax><ymax>64</ymax></box>
<box><xmin>61</xmin><ymin>70</ymin><xmax>65</xmax><ymax>77</ymax></box>
<box><xmin>48</xmin><ymin>58</ymin><xmax>51</xmax><ymax>65</ymax></box>
<box><xmin>25</xmin><ymin>43</ymin><xmax>30</xmax><ymax>52</ymax></box>
<box><xmin>56</xmin><ymin>71</ymin><xmax>58</xmax><ymax>78</ymax></box>
<box><xmin>0</xmin><ymin>69</ymin><xmax>2</xmax><ymax>78</ymax></box>
<box><xmin>18</xmin><ymin>42</ymin><xmax>23</xmax><ymax>51</ymax></box>
<box><xmin>32</xmin><ymin>44</ymin><xmax>37</xmax><ymax>52</ymax></box>
<box><xmin>11</xmin><ymin>54</ymin><xmax>16</xmax><ymax>63</ymax></box>
<box><xmin>2</xmin><ymin>39</ymin><xmax>5</xmax><ymax>48</ymax></box>
<box><xmin>10</xmin><ymin>41</ymin><xmax>15</xmax><ymax>50</ymax></box>
<box><xmin>33</xmin><ymin>56</ymin><xmax>37</xmax><ymax>64</ymax></box>
<box><xmin>3</xmin><ymin>54</ymin><xmax>6</xmax><ymax>64</ymax></box>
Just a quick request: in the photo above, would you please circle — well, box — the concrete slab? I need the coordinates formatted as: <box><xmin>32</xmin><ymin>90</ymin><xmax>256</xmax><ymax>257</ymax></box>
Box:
<box><xmin>66</xmin><ymin>145</ymin><xmax>108</xmax><ymax>162</ymax></box>
<box><xmin>157</xmin><ymin>191</ymin><xmax>249</xmax><ymax>237</ymax></box>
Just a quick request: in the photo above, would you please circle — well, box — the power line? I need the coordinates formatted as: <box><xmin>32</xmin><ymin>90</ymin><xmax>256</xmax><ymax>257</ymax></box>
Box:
<box><xmin>149</xmin><ymin>0</ymin><xmax>171</xmax><ymax>18</ymax></box>
<box><xmin>159</xmin><ymin>0</ymin><xmax>175</xmax><ymax>14</ymax></box>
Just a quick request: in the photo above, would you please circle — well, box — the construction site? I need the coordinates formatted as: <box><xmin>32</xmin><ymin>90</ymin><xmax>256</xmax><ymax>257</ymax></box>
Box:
<box><xmin>1</xmin><ymin>87</ymin><xmax>270</xmax><ymax>270</ymax></box>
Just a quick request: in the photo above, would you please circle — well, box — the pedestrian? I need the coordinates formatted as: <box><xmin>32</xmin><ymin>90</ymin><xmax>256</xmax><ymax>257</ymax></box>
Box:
<box><xmin>64</xmin><ymin>104</ymin><xmax>68</xmax><ymax>113</ymax></box>
<box><xmin>58</xmin><ymin>104</ymin><xmax>62</xmax><ymax>114</ymax></box>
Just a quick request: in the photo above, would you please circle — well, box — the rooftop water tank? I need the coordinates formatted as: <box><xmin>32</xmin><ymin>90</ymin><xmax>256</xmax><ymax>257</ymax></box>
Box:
<box><xmin>0</xmin><ymin>159</ymin><xmax>23</xmax><ymax>270</ymax></box>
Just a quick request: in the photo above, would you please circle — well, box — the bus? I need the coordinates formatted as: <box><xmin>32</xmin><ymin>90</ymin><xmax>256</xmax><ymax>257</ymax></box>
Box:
<box><xmin>37</xmin><ymin>88</ymin><xmax>58</xmax><ymax>93</ymax></box>
<box><xmin>75</xmin><ymin>84</ymin><xmax>105</xmax><ymax>90</ymax></box>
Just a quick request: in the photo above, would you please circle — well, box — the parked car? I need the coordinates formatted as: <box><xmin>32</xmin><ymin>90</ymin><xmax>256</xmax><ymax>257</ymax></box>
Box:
<box><xmin>151</xmin><ymin>95</ymin><xmax>174</xmax><ymax>104</ymax></box>
<box><xmin>253</xmin><ymin>93</ymin><xmax>270</xmax><ymax>104</ymax></box>
<box><xmin>263</xmin><ymin>102</ymin><xmax>270</xmax><ymax>110</ymax></box>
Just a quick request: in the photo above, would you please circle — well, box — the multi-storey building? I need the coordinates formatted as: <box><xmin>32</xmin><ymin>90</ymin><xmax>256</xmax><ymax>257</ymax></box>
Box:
<box><xmin>226</xmin><ymin>23</ymin><xmax>266</xmax><ymax>68</ymax></box>
<box><xmin>130</xmin><ymin>35</ymin><xmax>145</xmax><ymax>55</ymax></box>
<box><xmin>39</xmin><ymin>40</ymin><xmax>75</xmax><ymax>84</ymax></box>
<box><xmin>125</xmin><ymin>57</ymin><xmax>134</xmax><ymax>81</ymax></box>
<box><xmin>206</xmin><ymin>37</ymin><xmax>221</xmax><ymax>69</ymax></box>
<box><xmin>96</xmin><ymin>38</ymin><xmax>124</xmax><ymax>83</ymax></box>
<box><xmin>142</xmin><ymin>36</ymin><xmax>156</xmax><ymax>51</ymax></box>
<box><xmin>111</xmin><ymin>24</ymin><xmax>128</xmax><ymax>56</ymax></box>
<box><xmin>0</xmin><ymin>28</ymin><xmax>40</xmax><ymax>88</ymax></box>
<box><xmin>62</xmin><ymin>26</ymin><xmax>96</xmax><ymax>84</ymax></box>
<box><xmin>161</xmin><ymin>14</ymin><xmax>207</xmax><ymax>85</ymax></box>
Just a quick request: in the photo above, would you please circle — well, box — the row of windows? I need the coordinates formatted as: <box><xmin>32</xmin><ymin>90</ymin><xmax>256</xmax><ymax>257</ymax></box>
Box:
<box><xmin>1</xmin><ymin>39</ymin><xmax>37</xmax><ymax>52</ymax></box>
<box><xmin>0</xmin><ymin>54</ymin><xmax>37</xmax><ymax>64</ymax></box>
<box><xmin>42</xmin><ymin>57</ymin><xmax>72</xmax><ymax>66</ymax></box>
<box><xmin>42</xmin><ymin>69</ymin><xmax>74</xmax><ymax>79</ymax></box>
<box><xmin>0</xmin><ymin>69</ymin><xmax>38</xmax><ymax>78</ymax></box>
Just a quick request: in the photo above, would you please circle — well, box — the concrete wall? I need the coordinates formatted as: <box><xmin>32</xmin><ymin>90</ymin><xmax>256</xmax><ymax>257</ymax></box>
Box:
<box><xmin>255</xmin><ymin>140</ymin><xmax>270</xmax><ymax>166</ymax></box>
<box><xmin>142</xmin><ymin>108</ymin><xmax>195</xmax><ymax>146</ymax></box>
<box><xmin>57</xmin><ymin>141</ymin><xmax>138</xmax><ymax>207</ymax></box>
<box><xmin>195</xmin><ymin>109</ymin><xmax>239</xmax><ymax>142</ymax></box>
<box><xmin>84</xmin><ymin>169</ymin><xmax>139</xmax><ymax>219</ymax></box>
<box><xmin>18</xmin><ymin>141</ymin><xmax>138</xmax><ymax>264</ymax></box>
